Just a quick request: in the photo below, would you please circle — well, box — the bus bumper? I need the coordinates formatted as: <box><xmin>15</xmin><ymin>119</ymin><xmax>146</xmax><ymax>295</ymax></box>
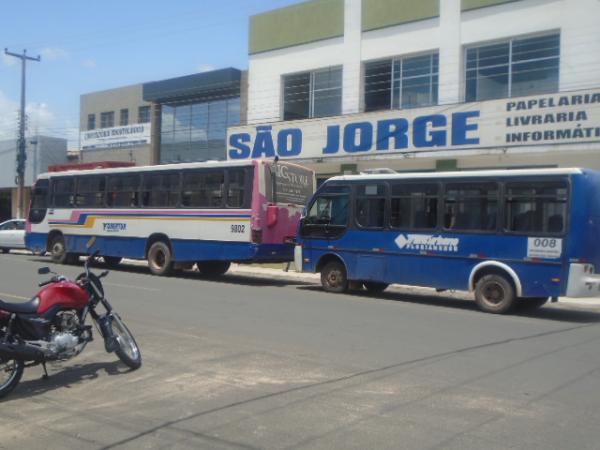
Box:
<box><xmin>566</xmin><ymin>264</ymin><xmax>600</xmax><ymax>297</ymax></box>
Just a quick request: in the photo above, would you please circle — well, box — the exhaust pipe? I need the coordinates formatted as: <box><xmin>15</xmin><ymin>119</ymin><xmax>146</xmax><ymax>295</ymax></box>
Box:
<box><xmin>0</xmin><ymin>341</ymin><xmax>46</xmax><ymax>362</ymax></box>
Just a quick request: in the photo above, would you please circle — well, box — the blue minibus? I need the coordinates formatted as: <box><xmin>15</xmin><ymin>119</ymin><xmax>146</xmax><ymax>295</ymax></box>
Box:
<box><xmin>295</xmin><ymin>168</ymin><xmax>600</xmax><ymax>313</ymax></box>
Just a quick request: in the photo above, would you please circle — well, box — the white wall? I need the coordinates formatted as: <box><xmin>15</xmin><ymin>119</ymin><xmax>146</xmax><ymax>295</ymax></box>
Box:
<box><xmin>247</xmin><ymin>0</ymin><xmax>600</xmax><ymax>123</ymax></box>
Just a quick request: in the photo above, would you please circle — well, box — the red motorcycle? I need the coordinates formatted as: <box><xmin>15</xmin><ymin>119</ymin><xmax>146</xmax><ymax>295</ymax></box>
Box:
<box><xmin>0</xmin><ymin>243</ymin><xmax>141</xmax><ymax>399</ymax></box>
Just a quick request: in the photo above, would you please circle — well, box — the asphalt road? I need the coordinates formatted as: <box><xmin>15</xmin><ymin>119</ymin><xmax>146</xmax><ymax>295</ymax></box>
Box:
<box><xmin>1</xmin><ymin>252</ymin><xmax>600</xmax><ymax>450</ymax></box>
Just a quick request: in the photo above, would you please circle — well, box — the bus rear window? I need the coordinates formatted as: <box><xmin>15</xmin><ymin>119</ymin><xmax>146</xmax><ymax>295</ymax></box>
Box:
<box><xmin>505</xmin><ymin>181</ymin><xmax>567</xmax><ymax>234</ymax></box>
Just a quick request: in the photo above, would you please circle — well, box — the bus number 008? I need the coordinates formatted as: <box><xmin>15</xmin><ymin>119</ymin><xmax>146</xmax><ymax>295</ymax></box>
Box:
<box><xmin>533</xmin><ymin>238</ymin><xmax>557</xmax><ymax>248</ymax></box>
<box><xmin>231</xmin><ymin>225</ymin><xmax>245</xmax><ymax>233</ymax></box>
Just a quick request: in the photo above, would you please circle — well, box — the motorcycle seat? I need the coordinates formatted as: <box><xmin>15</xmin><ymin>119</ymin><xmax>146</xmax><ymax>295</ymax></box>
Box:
<box><xmin>0</xmin><ymin>297</ymin><xmax>40</xmax><ymax>314</ymax></box>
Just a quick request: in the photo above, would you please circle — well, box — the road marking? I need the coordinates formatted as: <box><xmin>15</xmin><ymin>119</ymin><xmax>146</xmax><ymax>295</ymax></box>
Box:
<box><xmin>105</xmin><ymin>282</ymin><xmax>159</xmax><ymax>292</ymax></box>
<box><xmin>0</xmin><ymin>291</ymin><xmax>29</xmax><ymax>300</ymax></box>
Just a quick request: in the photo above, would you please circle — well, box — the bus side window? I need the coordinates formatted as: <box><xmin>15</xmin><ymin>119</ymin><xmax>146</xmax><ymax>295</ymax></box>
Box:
<box><xmin>107</xmin><ymin>174</ymin><xmax>140</xmax><ymax>207</ymax></box>
<box><xmin>355</xmin><ymin>184</ymin><xmax>386</xmax><ymax>229</ymax></box>
<box><xmin>182</xmin><ymin>170</ymin><xmax>224</xmax><ymax>208</ymax></box>
<box><xmin>505</xmin><ymin>181</ymin><xmax>567</xmax><ymax>234</ymax></box>
<box><xmin>444</xmin><ymin>183</ymin><xmax>498</xmax><ymax>232</ymax></box>
<box><xmin>53</xmin><ymin>178</ymin><xmax>75</xmax><ymax>208</ymax></box>
<box><xmin>390</xmin><ymin>183</ymin><xmax>438</xmax><ymax>230</ymax></box>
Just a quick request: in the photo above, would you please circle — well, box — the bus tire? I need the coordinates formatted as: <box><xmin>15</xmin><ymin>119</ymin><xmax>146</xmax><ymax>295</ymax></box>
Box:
<box><xmin>321</xmin><ymin>261</ymin><xmax>348</xmax><ymax>293</ymax></box>
<box><xmin>104</xmin><ymin>256</ymin><xmax>122</xmax><ymax>268</ymax></box>
<box><xmin>197</xmin><ymin>261</ymin><xmax>230</xmax><ymax>276</ymax></box>
<box><xmin>363</xmin><ymin>281</ymin><xmax>389</xmax><ymax>293</ymax></box>
<box><xmin>474</xmin><ymin>274</ymin><xmax>516</xmax><ymax>314</ymax></box>
<box><xmin>147</xmin><ymin>241</ymin><xmax>173</xmax><ymax>276</ymax></box>
<box><xmin>49</xmin><ymin>235</ymin><xmax>74</xmax><ymax>264</ymax></box>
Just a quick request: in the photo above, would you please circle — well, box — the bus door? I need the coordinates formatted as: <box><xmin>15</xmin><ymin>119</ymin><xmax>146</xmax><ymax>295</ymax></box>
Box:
<box><xmin>300</xmin><ymin>185</ymin><xmax>350</xmax><ymax>265</ymax></box>
<box><xmin>352</xmin><ymin>183</ymin><xmax>388</xmax><ymax>282</ymax></box>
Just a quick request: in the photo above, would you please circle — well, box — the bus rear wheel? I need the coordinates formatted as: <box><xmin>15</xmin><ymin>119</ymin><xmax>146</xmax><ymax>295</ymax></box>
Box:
<box><xmin>363</xmin><ymin>281</ymin><xmax>389</xmax><ymax>293</ymax></box>
<box><xmin>475</xmin><ymin>274</ymin><xmax>516</xmax><ymax>314</ymax></box>
<box><xmin>196</xmin><ymin>261</ymin><xmax>231</xmax><ymax>276</ymax></box>
<box><xmin>147</xmin><ymin>241</ymin><xmax>173</xmax><ymax>276</ymax></box>
<box><xmin>321</xmin><ymin>261</ymin><xmax>348</xmax><ymax>293</ymax></box>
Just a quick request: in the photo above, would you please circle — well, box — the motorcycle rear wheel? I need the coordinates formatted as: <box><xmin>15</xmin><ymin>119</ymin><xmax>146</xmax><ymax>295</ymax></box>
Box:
<box><xmin>0</xmin><ymin>357</ymin><xmax>24</xmax><ymax>399</ymax></box>
<box><xmin>110</xmin><ymin>314</ymin><xmax>142</xmax><ymax>370</ymax></box>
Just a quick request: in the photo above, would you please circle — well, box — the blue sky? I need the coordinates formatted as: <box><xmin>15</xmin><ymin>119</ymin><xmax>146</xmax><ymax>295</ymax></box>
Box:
<box><xmin>0</xmin><ymin>0</ymin><xmax>300</xmax><ymax>147</ymax></box>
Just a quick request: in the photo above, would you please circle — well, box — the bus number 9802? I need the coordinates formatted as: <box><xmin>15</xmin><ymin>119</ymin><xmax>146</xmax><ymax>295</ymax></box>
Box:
<box><xmin>231</xmin><ymin>224</ymin><xmax>245</xmax><ymax>233</ymax></box>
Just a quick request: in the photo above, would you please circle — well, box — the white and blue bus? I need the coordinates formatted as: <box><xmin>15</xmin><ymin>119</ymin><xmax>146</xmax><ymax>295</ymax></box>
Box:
<box><xmin>295</xmin><ymin>168</ymin><xmax>600</xmax><ymax>313</ymax></box>
<box><xmin>26</xmin><ymin>160</ymin><xmax>314</xmax><ymax>276</ymax></box>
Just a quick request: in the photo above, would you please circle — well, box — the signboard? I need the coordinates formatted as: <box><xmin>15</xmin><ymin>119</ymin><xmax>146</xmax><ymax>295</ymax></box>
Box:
<box><xmin>266</xmin><ymin>163</ymin><xmax>315</xmax><ymax>205</ymax></box>
<box><xmin>81</xmin><ymin>123</ymin><xmax>151</xmax><ymax>151</ymax></box>
<box><xmin>227</xmin><ymin>89</ymin><xmax>600</xmax><ymax>161</ymax></box>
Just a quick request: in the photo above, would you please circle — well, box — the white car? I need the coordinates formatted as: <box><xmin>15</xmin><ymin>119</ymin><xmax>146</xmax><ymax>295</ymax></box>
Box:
<box><xmin>0</xmin><ymin>219</ymin><xmax>26</xmax><ymax>253</ymax></box>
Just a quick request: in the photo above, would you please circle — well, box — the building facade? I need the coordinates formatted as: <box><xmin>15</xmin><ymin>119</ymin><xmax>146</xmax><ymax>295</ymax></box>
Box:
<box><xmin>0</xmin><ymin>136</ymin><xmax>67</xmax><ymax>220</ymax></box>
<box><xmin>228</xmin><ymin>0</ymin><xmax>600</xmax><ymax>179</ymax></box>
<box><xmin>80</xmin><ymin>83</ymin><xmax>153</xmax><ymax>165</ymax></box>
<box><xmin>80</xmin><ymin>69</ymin><xmax>246</xmax><ymax>166</ymax></box>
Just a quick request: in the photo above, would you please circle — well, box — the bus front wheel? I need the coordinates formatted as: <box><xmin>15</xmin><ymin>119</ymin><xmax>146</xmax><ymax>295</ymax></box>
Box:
<box><xmin>321</xmin><ymin>261</ymin><xmax>348</xmax><ymax>293</ymax></box>
<box><xmin>474</xmin><ymin>274</ymin><xmax>516</xmax><ymax>314</ymax></box>
<box><xmin>50</xmin><ymin>235</ymin><xmax>76</xmax><ymax>265</ymax></box>
<box><xmin>147</xmin><ymin>241</ymin><xmax>173</xmax><ymax>276</ymax></box>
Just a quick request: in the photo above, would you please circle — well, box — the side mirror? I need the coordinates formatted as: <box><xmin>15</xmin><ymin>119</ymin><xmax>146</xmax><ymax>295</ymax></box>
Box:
<box><xmin>38</xmin><ymin>267</ymin><xmax>50</xmax><ymax>275</ymax></box>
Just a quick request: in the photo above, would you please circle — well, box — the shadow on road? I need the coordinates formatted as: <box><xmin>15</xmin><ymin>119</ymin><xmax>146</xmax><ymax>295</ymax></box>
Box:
<box><xmin>25</xmin><ymin>255</ymin><xmax>312</xmax><ymax>289</ymax></box>
<box><xmin>3</xmin><ymin>360</ymin><xmax>131</xmax><ymax>402</ymax></box>
<box><xmin>297</xmin><ymin>285</ymin><xmax>600</xmax><ymax>324</ymax></box>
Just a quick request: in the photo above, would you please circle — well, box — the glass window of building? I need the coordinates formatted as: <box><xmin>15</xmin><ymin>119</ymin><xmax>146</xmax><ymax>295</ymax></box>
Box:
<box><xmin>100</xmin><ymin>111</ymin><xmax>114</xmax><ymax>129</ymax></box>
<box><xmin>87</xmin><ymin>114</ymin><xmax>95</xmax><ymax>130</ymax></box>
<box><xmin>466</xmin><ymin>33</ymin><xmax>560</xmax><ymax>102</ymax></box>
<box><xmin>283</xmin><ymin>66</ymin><xmax>342</xmax><ymax>121</ymax></box>
<box><xmin>160</xmin><ymin>97</ymin><xmax>241</xmax><ymax>164</ymax></box>
<box><xmin>138</xmin><ymin>105</ymin><xmax>151</xmax><ymax>123</ymax></box>
<box><xmin>120</xmin><ymin>108</ymin><xmax>129</xmax><ymax>126</ymax></box>
<box><xmin>364</xmin><ymin>53</ymin><xmax>439</xmax><ymax>112</ymax></box>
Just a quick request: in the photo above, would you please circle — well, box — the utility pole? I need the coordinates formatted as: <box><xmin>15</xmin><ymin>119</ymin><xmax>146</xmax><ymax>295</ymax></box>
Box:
<box><xmin>4</xmin><ymin>48</ymin><xmax>41</xmax><ymax>219</ymax></box>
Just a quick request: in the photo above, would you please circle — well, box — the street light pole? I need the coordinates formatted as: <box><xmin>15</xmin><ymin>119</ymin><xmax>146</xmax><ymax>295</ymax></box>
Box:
<box><xmin>4</xmin><ymin>48</ymin><xmax>41</xmax><ymax>219</ymax></box>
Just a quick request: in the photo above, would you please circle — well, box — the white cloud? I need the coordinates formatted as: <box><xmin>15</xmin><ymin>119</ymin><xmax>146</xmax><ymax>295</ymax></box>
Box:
<box><xmin>39</xmin><ymin>47</ymin><xmax>68</xmax><ymax>61</ymax></box>
<box><xmin>0</xmin><ymin>91</ymin><xmax>58</xmax><ymax>142</ymax></box>
<box><xmin>197</xmin><ymin>64</ymin><xmax>216</xmax><ymax>73</ymax></box>
<box><xmin>0</xmin><ymin>91</ymin><xmax>19</xmax><ymax>140</ymax></box>
<box><xmin>81</xmin><ymin>58</ymin><xmax>96</xmax><ymax>69</ymax></box>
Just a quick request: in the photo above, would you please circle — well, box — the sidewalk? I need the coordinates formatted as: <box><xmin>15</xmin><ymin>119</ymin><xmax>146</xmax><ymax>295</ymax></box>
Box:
<box><xmin>229</xmin><ymin>263</ymin><xmax>600</xmax><ymax>307</ymax></box>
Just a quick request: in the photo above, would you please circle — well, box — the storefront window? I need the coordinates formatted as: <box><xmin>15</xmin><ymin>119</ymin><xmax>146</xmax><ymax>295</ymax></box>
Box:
<box><xmin>466</xmin><ymin>33</ymin><xmax>559</xmax><ymax>102</ymax></box>
<box><xmin>282</xmin><ymin>67</ymin><xmax>342</xmax><ymax>121</ymax></box>
<box><xmin>160</xmin><ymin>97</ymin><xmax>241</xmax><ymax>163</ymax></box>
<box><xmin>364</xmin><ymin>53</ymin><xmax>439</xmax><ymax>112</ymax></box>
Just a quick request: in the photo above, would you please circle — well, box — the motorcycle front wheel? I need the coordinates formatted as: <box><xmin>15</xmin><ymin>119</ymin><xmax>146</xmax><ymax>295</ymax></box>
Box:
<box><xmin>0</xmin><ymin>357</ymin><xmax>24</xmax><ymax>399</ymax></box>
<box><xmin>110</xmin><ymin>314</ymin><xmax>142</xmax><ymax>370</ymax></box>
